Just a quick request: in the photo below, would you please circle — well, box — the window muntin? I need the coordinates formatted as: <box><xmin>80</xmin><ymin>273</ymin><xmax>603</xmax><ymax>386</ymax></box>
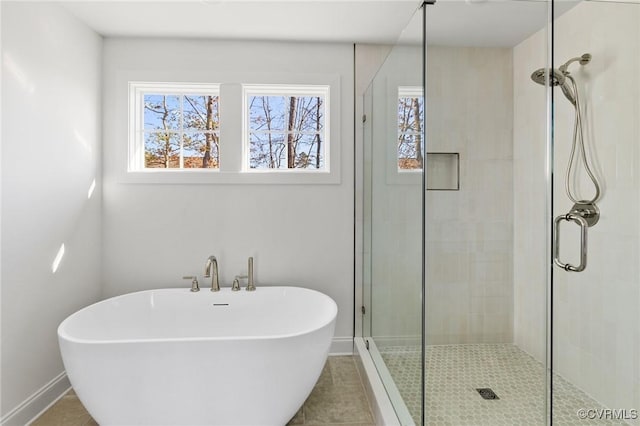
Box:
<box><xmin>130</xmin><ymin>83</ymin><xmax>220</xmax><ymax>171</ymax></box>
<box><xmin>397</xmin><ymin>86</ymin><xmax>424</xmax><ymax>172</ymax></box>
<box><xmin>244</xmin><ymin>85</ymin><xmax>329</xmax><ymax>171</ymax></box>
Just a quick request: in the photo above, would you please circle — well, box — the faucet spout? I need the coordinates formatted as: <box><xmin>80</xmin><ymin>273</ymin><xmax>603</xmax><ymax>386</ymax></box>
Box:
<box><xmin>204</xmin><ymin>255</ymin><xmax>220</xmax><ymax>292</ymax></box>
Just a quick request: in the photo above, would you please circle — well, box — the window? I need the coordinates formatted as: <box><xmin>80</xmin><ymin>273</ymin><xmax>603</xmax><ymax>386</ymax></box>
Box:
<box><xmin>244</xmin><ymin>85</ymin><xmax>329</xmax><ymax>172</ymax></box>
<box><xmin>397</xmin><ymin>86</ymin><xmax>424</xmax><ymax>171</ymax></box>
<box><xmin>129</xmin><ymin>82</ymin><xmax>220</xmax><ymax>171</ymax></box>
<box><xmin>125</xmin><ymin>79</ymin><xmax>339</xmax><ymax>184</ymax></box>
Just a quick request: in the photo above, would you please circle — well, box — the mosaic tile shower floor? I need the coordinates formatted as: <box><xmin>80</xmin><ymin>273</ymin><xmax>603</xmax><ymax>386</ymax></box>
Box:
<box><xmin>380</xmin><ymin>344</ymin><xmax>626</xmax><ymax>426</ymax></box>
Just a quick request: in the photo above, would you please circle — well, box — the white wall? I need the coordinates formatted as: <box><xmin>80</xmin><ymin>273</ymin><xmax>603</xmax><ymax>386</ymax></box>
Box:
<box><xmin>102</xmin><ymin>39</ymin><xmax>355</xmax><ymax>350</ymax></box>
<box><xmin>514</xmin><ymin>1</ymin><xmax>640</xmax><ymax>418</ymax></box>
<box><xmin>1</xmin><ymin>3</ymin><xmax>102</xmax><ymax>423</ymax></box>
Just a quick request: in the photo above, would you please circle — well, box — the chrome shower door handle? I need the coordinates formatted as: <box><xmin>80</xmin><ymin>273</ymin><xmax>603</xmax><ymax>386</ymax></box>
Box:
<box><xmin>553</xmin><ymin>213</ymin><xmax>588</xmax><ymax>272</ymax></box>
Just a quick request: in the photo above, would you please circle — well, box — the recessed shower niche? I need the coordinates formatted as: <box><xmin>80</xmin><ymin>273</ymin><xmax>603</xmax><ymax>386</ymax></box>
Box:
<box><xmin>425</xmin><ymin>152</ymin><xmax>458</xmax><ymax>191</ymax></box>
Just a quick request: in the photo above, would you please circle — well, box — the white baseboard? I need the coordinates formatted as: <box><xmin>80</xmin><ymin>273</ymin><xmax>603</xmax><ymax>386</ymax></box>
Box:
<box><xmin>1</xmin><ymin>372</ymin><xmax>70</xmax><ymax>426</ymax></box>
<box><xmin>330</xmin><ymin>336</ymin><xmax>354</xmax><ymax>355</ymax></box>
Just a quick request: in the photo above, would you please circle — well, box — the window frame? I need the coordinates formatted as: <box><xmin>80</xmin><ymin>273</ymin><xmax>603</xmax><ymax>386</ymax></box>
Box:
<box><xmin>123</xmin><ymin>74</ymin><xmax>341</xmax><ymax>185</ymax></box>
<box><xmin>242</xmin><ymin>84</ymin><xmax>331</xmax><ymax>173</ymax></box>
<box><xmin>128</xmin><ymin>82</ymin><xmax>221</xmax><ymax>173</ymax></box>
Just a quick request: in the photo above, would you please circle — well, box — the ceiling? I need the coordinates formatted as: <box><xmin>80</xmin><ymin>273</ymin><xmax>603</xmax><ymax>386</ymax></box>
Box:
<box><xmin>424</xmin><ymin>0</ymin><xmax>580</xmax><ymax>47</ymax></box>
<box><xmin>60</xmin><ymin>1</ymin><xmax>422</xmax><ymax>44</ymax></box>
<box><xmin>60</xmin><ymin>0</ymin><xmax>580</xmax><ymax>47</ymax></box>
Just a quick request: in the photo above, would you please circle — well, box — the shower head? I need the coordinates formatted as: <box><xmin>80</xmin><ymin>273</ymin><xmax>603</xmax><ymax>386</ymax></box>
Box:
<box><xmin>530</xmin><ymin>67</ymin><xmax>566</xmax><ymax>86</ymax></box>
<box><xmin>530</xmin><ymin>68</ymin><xmax>576</xmax><ymax>105</ymax></box>
<box><xmin>530</xmin><ymin>53</ymin><xmax>591</xmax><ymax>106</ymax></box>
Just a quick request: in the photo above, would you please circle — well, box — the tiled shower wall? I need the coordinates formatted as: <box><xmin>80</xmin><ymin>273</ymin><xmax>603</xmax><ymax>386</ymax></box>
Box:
<box><xmin>512</xmin><ymin>19</ymin><xmax>549</xmax><ymax>364</ymax></box>
<box><xmin>368</xmin><ymin>45</ymin><xmax>514</xmax><ymax>346</ymax></box>
<box><xmin>514</xmin><ymin>2</ymin><xmax>640</xmax><ymax>421</ymax></box>
<box><xmin>425</xmin><ymin>46</ymin><xmax>514</xmax><ymax>345</ymax></box>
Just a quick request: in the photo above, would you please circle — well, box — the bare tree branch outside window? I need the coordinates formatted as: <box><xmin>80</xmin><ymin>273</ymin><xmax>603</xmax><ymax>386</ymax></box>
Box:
<box><xmin>143</xmin><ymin>94</ymin><xmax>220</xmax><ymax>169</ymax></box>
<box><xmin>397</xmin><ymin>95</ymin><xmax>424</xmax><ymax>171</ymax></box>
<box><xmin>249</xmin><ymin>94</ymin><xmax>325</xmax><ymax>170</ymax></box>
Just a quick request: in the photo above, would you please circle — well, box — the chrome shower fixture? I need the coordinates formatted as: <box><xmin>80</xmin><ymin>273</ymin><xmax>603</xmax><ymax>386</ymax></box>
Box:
<box><xmin>530</xmin><ymin>52</ymin><xmax>600</xmax><ymax>206</ymax></box>
<box><xmin>559</xmin><ymin>53</ymin><xmax>592</xmax><ymax>74</ymax></box>
<box><xmin>530</xmin><ymin>67</ymin><xmax>575</xmax><ymax>104</ymax></box>
<box><xmin>530</xmin><ymin>53</ymin><xmax>592</xmax><ymax>105</ymax></box>
<box><xmin>532</xmin><ymin>53</ymin><xmax>601</xmax><ymax>273</ymax></box>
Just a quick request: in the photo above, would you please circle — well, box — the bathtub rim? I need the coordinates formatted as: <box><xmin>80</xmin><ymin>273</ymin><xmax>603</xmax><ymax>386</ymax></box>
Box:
<box><xmin>58</xmin><ymin>286</ymin><xmax>338</xmax><ymax>345</ymax></box>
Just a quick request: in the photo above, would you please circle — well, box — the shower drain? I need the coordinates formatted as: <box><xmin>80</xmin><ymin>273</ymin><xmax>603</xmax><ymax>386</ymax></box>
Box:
<box><xmin>476</xmin><ymin>388</ymin><xmax>499</xmax><ymax>400</ymax></box>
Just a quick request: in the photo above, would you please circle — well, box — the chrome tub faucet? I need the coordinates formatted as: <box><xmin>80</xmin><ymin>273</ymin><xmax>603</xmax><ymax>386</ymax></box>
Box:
<box><xmin>204</xmin><ymin>255</ymin><xmax>220</xmax><ymax>292</ymax></box>
<box><xmin>183</xmin><ymin>276</ymin><xmax>200</xmax><ymax>292</ymax></box>
<box><xmin>233</xmin><ymin>257</ymin><xmax>256</xmax><ymax>291</ymax></box>
<box><xmin>246</xmin><ymin>257</ymin><xmax>256</xmax><ymax>291</ymax></box>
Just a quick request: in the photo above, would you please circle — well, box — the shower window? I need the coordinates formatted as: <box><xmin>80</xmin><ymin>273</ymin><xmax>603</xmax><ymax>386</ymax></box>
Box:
<box><xmin>397</xmin><ymin>86</ymin><xmax>424</xmax><ymax>172</ymax></box>
<box><xmin>129</xmin><ymin>82</ymin><xmax>220</xmax><ymax>171</ymax></box>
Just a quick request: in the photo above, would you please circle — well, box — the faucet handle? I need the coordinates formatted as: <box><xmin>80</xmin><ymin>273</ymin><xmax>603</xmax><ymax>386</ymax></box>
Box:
<box><xmin>232</xmin><ymin>276</ymin><xmax>242</xmax><ymax>291</ymax></box>
<box><xmin>233</xmin><ymin>274</ymin><xmax>248</xmax><ymax>291</ymax></box>
<box><xmin>183</xmin><ymin>276</ymin><xmax>200</xmax><ymax>292</ymax></box>
<box><xmin>246</xmin><ymin>257</ymin><xmax>256</xmax><ymax>291</ymax></box>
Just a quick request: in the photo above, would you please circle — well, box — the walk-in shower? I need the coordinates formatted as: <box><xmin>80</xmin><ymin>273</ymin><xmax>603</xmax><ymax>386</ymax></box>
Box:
<box><xmin>360</xmin><ymin>1</ymin><xmax>639</xmax><ymax>425</ymax></box>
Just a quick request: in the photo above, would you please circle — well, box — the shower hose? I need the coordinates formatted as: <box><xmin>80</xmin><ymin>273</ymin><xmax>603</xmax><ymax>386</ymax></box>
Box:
<box><xmin>564</xmin><ymin>74</ymin><xmax>601</xmax><ymax>205</ymax></box>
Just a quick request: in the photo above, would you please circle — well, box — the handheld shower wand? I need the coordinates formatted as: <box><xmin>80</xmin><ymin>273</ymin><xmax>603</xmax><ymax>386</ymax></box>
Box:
<box><xmin>531</xmin><ymin>53</ymin><xmax>601</xmax><ymax>273</ymax></box>
<box><xmin>530</xmin><ymin>53</ymin><xmax>600</xmax><ymax>204</ymax></box>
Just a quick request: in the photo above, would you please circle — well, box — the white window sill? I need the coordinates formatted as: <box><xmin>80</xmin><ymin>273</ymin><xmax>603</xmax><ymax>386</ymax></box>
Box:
<box><xmin>121</xmin><ymin>169</ymin><xmax>340</xmax><ymax>185</ymax></box>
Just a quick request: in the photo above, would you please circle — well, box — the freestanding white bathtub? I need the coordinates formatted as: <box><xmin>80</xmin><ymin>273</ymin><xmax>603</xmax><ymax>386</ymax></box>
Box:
<box><xmin>58</xmin><ymin>286</ymin><xmax>337</xmax><ymax>426</ymax></box>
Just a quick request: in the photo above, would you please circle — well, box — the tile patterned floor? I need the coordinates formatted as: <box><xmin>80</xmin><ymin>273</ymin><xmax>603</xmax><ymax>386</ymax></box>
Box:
<box><xmin>31</xmin><ymin>390</ymin><xmax>97</xmax><ymax>426</ymax></box>
<box><xmin>31</xmin><ymin>356</ymin><xmax>374</xmax><ymax>426</ymax></box>
<box><xmin>380</xmin><ymin>344</ymin><xmax>628</xmax><ymax>426</ymax></box>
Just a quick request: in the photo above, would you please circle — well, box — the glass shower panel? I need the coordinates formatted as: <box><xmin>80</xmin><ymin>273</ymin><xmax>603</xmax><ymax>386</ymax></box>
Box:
<box><xmin>551</xmin><ymin>1</ymin><xmax>640</xmax><ymax>423</ymax></box>
<box><xmin>363</xmin><ymin>86</ymin><xmax>373</xmax><ymax>341</ymax></box>
<box><xmin>363</xmin><ymin>7</ymin><xmax>424</xmax><ymax>425</ymax></box>
<box><xmin>424</xmin><ymin>1</ymin><xmax>551</xmax><ymax>424</ymax></box>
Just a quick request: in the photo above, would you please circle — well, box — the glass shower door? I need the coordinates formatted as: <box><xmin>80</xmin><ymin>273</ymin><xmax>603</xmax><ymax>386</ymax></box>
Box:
<box><xmin>362</xmin><ymin>6</ymin><xmax>425</xmax><ymax>425</ymax></box>
<box><xmin>423</xmin><ymin>1</ymin><xmax>551</xmax><ymax>424</ymax></box>
<box><xmin>550</xmin><ymin>1</ymin><xmax>640</xmax><ymax>423</ymax></box>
